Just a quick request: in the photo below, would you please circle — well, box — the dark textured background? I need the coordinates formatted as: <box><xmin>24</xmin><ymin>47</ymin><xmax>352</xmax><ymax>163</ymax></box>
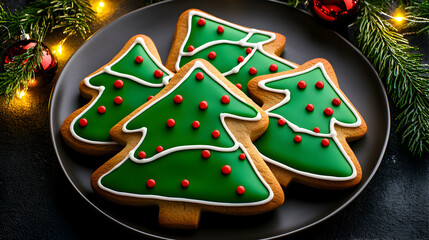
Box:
<box><xmin>0</xmin><ymin>0</ymin><xmax>428</xmax><ymax>239</ymax></box>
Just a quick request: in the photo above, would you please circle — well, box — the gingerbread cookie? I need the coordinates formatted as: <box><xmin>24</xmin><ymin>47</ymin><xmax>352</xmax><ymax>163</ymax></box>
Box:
<box><xmin>91</xmin><ymin>59</ymin><xmax>284</xmax><ymax>229</ymax></box>
<box><xmin>248</xmin><ymin>59</ymin><xmax>367</xmax><ymax>189</ymax></box>
<box><xmin>61</xmin><ymin>35</ymin><xmax>173</xmax><ymax>155</ymax></box>
<box><xmin>166</xmin><ymin>9</ymin><xmax>297</xmax><ymax>95</ymax></box>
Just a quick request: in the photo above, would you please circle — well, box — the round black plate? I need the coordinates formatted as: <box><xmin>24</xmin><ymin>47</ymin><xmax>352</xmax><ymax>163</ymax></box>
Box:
<box><xmin>49</xmin><ymin>0</ymin><xmax>390</xmax><ymax>239</ymax></box>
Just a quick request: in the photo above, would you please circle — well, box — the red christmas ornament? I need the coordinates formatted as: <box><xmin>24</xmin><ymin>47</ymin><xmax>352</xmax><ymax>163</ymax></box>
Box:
<box><xmin>311</xmin><ymin>0</ymin><xmax>359</xmax><ymax>25</ymax></box>
<box><xmin>3</xmin><ymin>37</ymin><xmax>57</xmax><ymax>87</ymax></box>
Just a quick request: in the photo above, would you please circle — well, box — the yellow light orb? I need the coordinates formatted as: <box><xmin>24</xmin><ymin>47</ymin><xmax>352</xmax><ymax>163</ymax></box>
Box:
<box><xmin>98</xmin><ymin>2</ymin><xmax>105</xmax><ymax>8</ymax></box>
<box><xmin>394</xmin><ymin>15</ymin><xmax>405</xmax><ymax>22</ymax></box>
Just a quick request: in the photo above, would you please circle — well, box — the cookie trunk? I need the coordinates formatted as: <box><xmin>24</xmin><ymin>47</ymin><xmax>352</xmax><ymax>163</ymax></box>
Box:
<box><xmin>158</xmin><ymin>202</ymin><xmax>201</xmax><ymax>229</ymax></box>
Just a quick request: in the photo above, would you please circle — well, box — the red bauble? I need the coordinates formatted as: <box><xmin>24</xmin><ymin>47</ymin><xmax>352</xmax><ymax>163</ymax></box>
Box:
<box><xmin>3</xmin><ymin>39</ymin><xmax>57</xmax><ymax>87</ymax></box>
<box><xmin>311</xmin><ymin>0</ymin><xmax>359</xmax><ymax>25</ymax></box>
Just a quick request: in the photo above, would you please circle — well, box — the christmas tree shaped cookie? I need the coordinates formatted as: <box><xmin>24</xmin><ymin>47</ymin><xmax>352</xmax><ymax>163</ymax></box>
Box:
<box><xmin>91</xmin><ymin>59</ymin><xmax>284</xmax><ymax>229</ymax></box>
<box><xmin>61</xmin><ymin>35</ymin><xmax>173</xmax><ymax>155</ymax></box>
<box><xmin>248</xmin><ymin>59</ymin><xmax>367</xmax><ymax>189</ymax></box>
<box><xmin>166</xmin><ymin>9</ymin><xmax>298</xmax><ymax>95</ymax></box>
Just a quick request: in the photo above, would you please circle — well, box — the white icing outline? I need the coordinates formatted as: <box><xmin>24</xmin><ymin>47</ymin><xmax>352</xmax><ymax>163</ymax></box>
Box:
<box><xmin>175</xmin><ymin>10</ymin><xmax>298</xmax><ymax>74</ymax></box>
<box><xmin>257</xmin><ymin>62</ymin><xmax>362</xmax><ymax>181</ymax></box>
<box><xmin>70</xmin><ymin>37</ymin><xmax>174</xmax><ymax>145</ymax></box>
<box><xmin>98</xmin><ymin>60</ymin><xmax>274</xmax><ymax>206</ymax></box>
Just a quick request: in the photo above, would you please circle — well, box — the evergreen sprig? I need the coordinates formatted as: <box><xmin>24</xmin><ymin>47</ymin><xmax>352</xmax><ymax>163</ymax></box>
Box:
<box><xmin>406</xmin><ymin>0</ymin><xmax>429</xmax><ymax>35</ymax></box>
<box><xmin>0</xmin><ymin>0</ymin><xmax>95</xmax><ymax>100</ymax></box>
<box><xmin>356</xmin><ymin>1</ymin><xmax>429</xmax><ymax>156</ymax></box>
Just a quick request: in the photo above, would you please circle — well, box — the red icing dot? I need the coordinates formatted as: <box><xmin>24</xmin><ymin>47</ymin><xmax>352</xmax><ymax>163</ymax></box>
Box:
<box><xmin>212</xmin><ymin>130</ymin><xmax>220</xmax><ymax>138</ymax></box>
<box><xmin>114</xmin><ymin>96</ymin><xmax>123</xmax><ymax>105</ymax></box>
<box><xmin>294</xmin><ymin>135</ymin><xmax>302</xmax><ymax>143</ymax></box>
<box><xmin>174</xmin><ymin>95</ymin><xmax>183</xmax><ymax>103</ymax></box>
<box><xmin>297</xmin><ymin>80</ymin><xmax>307</xmax><ymax>89</ymax></box>
<box><xmin>192</xmin><ymin>120</ymin><xmax>200</xmax><ymax>129</ymax></box>
<box><xmin>269</xmin><ymin>64</ymin><xmax>278</xmax><ymax>72</ymax></box>
<box><xmin>235</xmin><ymin>83</ymin><xmax>243</xmax><ymax>90</ymax></box>
<box><xmin>138</xmin><ymin>151</ymin><xmax>146</xmax><ymax>159</ymax></box>
<box><xmin>196</xmin><ymin>72</ymin><xmax>204</xmax><ymax>80</ymax></box>
<box><xmin>78</xmin><ymin>118</ymin><xmax>88</xmax><ymax>127</ymax></box>
<box><xmin>97</xmin><ymin>106</ymin><xmax>106</xmax><ymax>114</ymax></box>
<box><xmin>324</xmin><ymin>107</ymin><xmax>334</xmax><ymax>116</ymax></box>
<box><xmin>135</xmin><ymin>55</ymin><xmax>143</xmax><ymax>64</ymax></box>
<box><xmin>217</xmin><ymin>25</ymin><xmax>224</xmax><ymax>33</ymax></box>
<box><xmin>181</xmin><ymin>179</ymin><xmax>190</xmax><ymax>188</ymax></box>
<box><xmin>332</xmin><ymin>97</ymin><xmax>341</xmax><ymax>106</ymax></box>
<box><xmin>313</xmin><ymin>127</ymin><xmax>321</xmax><ymax>133</ymax></box>
<box><xmin>202</xmin><ymin>150</ymin><xmax>211</xmax><ymax>159</ymax></box>
<box><xmin>146</xmin><ymin>179</ymin><xmax>155</xmax><ymax>188</ymax></box>
<box><xmin>154</xmin><ymin>69</ymin><xmax>163</xmax><ymax>78</ymax></box>
<box><xmin>316</xmin><ymin>81</ymin><xmax>324</xmax><ymax>89</ymax></box>
<box><xmin>246</xmin><ymin>47</ymin><xmax>252</xmax><ymax>54</ymax></box>
<box><xmin>306</xmin><ymin>104</ymin><xmax>314</xmax><ymax>112</ymax></box>
<box><xmin>166</xmin><ymin>118</ymin><xmax>175</xmax><ymax>128</ymax></box>
<box><xmin>156</xmin><ymin>146</ymin><xmax>163</xmax><ymax>153</ymax></box>
<box><xmin>239</xmin><ymin>153</ymin><xmax>246</xmax><ymax>160</ymax></box>
<box><xmin>221</xmin><ymin>165</ymin><xmax>232</xmax><ymax>175</ymax></box>
<box><xmin>236</xmin><ymin>186</ymin><xmax>245</xmax><ymax>195</ymax></box>
<box><xmin>221</xmin><ymin>95</ymin><xmax>230</xmax><ymax>104</ymax></box>
<box><xmin>249</xmin><ymin>67</ymin><xmax>257</xmax><ymax>75</ymax></box>
<box><xmin>114</xmin><ymin>79</ymin><xmax>124</xmax><ymax>89</ymax></box>
<box><xmin>237</xmin><ymin>56</ymin><xmax>244</xmax><ymax>63</ymax></box>
<box><xmin>321</xmin><ymin>138</ymin><xmax>330</xmax><ymax>147</ymax></box>
<box><xmin>197</xmin><ymin>18</ymin><xmax>206</xmax><ymax>26</ymax></box>
<box><xmin>187</xmin><ymin>45</ymin><xmax>195</xmax><ymax>52</ymax></box>
<box><xmin>147</xmin><ymin>95</ymin><xmax>154</xmax><ymax>101</ymax></box>
<box><xmin>199</xmin><ymin>101</ymin><xmax>208</xmax><ymax>110</ymax></box>
<box><xmin>278</xmin><ymin>118</ymin><xmax>286</xmax><ymax>126</ymax></box>
<box><xmin>208</xmin><ymin>51</ymin><xmax>217</xmax><ymax>59</ymax></box>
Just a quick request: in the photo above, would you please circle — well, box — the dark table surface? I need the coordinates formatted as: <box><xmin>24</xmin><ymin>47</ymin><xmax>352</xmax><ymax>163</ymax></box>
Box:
<box><xmin>1</xmin><ymin>0</ymin><xmax>428</xmax><ymax>239</ymax></box>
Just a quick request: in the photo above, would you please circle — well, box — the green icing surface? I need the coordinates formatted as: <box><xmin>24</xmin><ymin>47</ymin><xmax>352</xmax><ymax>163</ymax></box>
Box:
<box><xmin>264</xmin><ymin>67</ymin><xmax>358</xmax><ymax>134</ymax></box>
<box><xmin>246</xmin><ymin>33</ymin><xmax>271</xmax><ymax>43</ymax></box>
<box><xmin>126</xmin><ymin>67</ymin><xmax>259</xmax><ymax>159</ymax></box>
<box><xmin>100</xmin><ymin>147</ymin><xmax>270</xmax><ymax>203</ymax></box>
<box><xmin>73</xmin><ymin>73</ymin><xmax>162</xmax><ymax>141</ymax></box>
<box><xmin>255</xmin><ymin>117</ymin><xmax>353</xmax><ymax>177</ymax></box>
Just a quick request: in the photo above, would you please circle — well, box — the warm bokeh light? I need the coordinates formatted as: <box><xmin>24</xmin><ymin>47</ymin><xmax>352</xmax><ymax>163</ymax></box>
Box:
<box><xmin>99</xmin><ymin>2</ymin><xmax>105</xmax><ymax>8</ymax></box>
<box><xmin>53</xmin><ymin>44</ymin><xmax>63</xmax><ymax>55</ymax></box>
<box><xmin>17</xmin><ymin>90</ymin><xmax>25</xmax><ymax>99</ymax></box>
<box><xmin>394</xmin><ymin>15</ymin><xmax>405</xmax><ymax>22</ymax></box>
<box><xmin>97</xmin><ymin>1</ymin><xmax>105</xmax><ymax>12</ymax></box>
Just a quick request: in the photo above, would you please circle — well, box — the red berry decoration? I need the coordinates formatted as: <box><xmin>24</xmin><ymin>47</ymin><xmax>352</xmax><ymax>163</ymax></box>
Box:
<box><xmin>166</xmin><ymin>118</ymin><xmax>175</xmax><ymax>128</ymax></box>
<box><xmin>332</xmin><ymin>97</ymin><xmax>341</xmax><ymax>106</ymax></box>
<box><xmin>156</xmin><ymin>146</ymin><xmax>163</xmax><ymax>153</ymax></box>
<box><xmin>208</xmin><ymin>51</ymin><xmax>217</xmax><ymax>59</ymax></box>
<box><xmin>237</xmin><ymin>56</ymin><xmax>244</xmax><ymax>63</ymax></box>
<box><xmin>202</xmin><ymin>150</ymin><xmax>211</xmax><ymax>159</ymax></box>
<box><xmin>97</xmin><ymin>106</ymin><xmax>106</xmax><ymax>114</ymax></box>
<box><xmin>249</xmin><ymin>67</ymin><xmax>257</xmax><ymax>75</ymax></box>
<box><xmin>138</xmin><ymin>151</ymin><xmax>147</xmax><ymax>159</ymax></box>
<box><xmin>154</xmin><ymin>69</ymin><xmax>163</xmax><ymax>78</ymax></box>
<box><xmin>321</xmin><ymin>138</ymin><xmax>330</xmax><ymax>147</ymax></box>
<box><xmin>195</xmin><ymin>72</ymin><xmax>204</xmax><ymax>80</ymax></box>
<box><xmin>246</xmin><ymin>47</ymin><xmax>252</xmax><ymax>54</ymax></box>
<box><xmin>221</xmin><ymin>95</ymin><xmax>230</xmax><ymax>104</ymax></box>
<box><xmin>324</xmin><ymin>107</ymin><xmax>334</xmax><ymax>116</ymax></box>
<box><xmin>239</xmin><ymin>153</ymin><xmax>246</xmax><ymax>160</ymax></box>
<box><xmin>197</xmin><ymin>18</ymin><xmax>206</xmax><ymax>26</ymax></box>
<box><xmin>235</xmin><ymin>83</ymin><xmax>243</xmax><ymax>90</ymax></box>
<box><xmin>135</xmin><ymin>55</ymin><xmax>143</xmax><ymax>64</ymax></box>
<box><xmin>188</xmin><ymin>45</ymin><xmax>195</xmax><ymax>52</ymax></box>
<box><xmin>181</xmin><ymin>179</ymin><xmax>190</xmax><ymax>188</ymax></box>
<box><xmin>146</xmin><ymin>179</ymin><xmax>156</xmax><ymax>188</ymax></box>
<box><xmin>174</xmin><ymin>95</ymin><xmax>183</xmax><ymax>104</ymax></box>
<box><xmin>316</xmin><ymin>81</ymin><xmax>324</xmax><ymax>89</ymax></box>
<box><xmin>306</xmin><ymin>104</ymin><xmax>315</xmax><ymax>112</ymax></box>
<box><xmin>269</xmin><ymin>64</ymin><xmax>278</xmax><ymax>72</ymax></box>
<box><xmin>313</xmin><ymin>127</ymin><xmax>321</xmax><ymax>133</ymax></box>
<box><xmin>236</xmin><ymin>186</ymin><xmax>245</xmax><ymax>195</ymax></box>
<box><xmin>217</xmin><ymin>25</ymin><xmax>224</xmax><ymax>33</ymax></box>
<box><xmin>212</xmin><ymin>130</ymin><xmax>220</xmax><ymax>138</ymax></box>
<box><xmin>294</xmin><ymin>135</ymin><xmax>302</xmax><ymax>143</ymax></box>
<box><xmin>297</xmin><ymin>80</ymin><xmax>307</xmax><ymax>89</ymax></box>
<box><xmin>114</xmin><ymin>96</ymin><xmax>123</xmax><ymax>105</ymax></box>
<box><xmin>79</xmin><ymin>118</ymin><xmax>88</xmax><ymax>127</ymax></box>
<box><xmin>192</xmin><ymin>120</ymin><xmax>200</xmax><ymax>129</ymax></box>
<box><xmin>278</xmin><ymin>118</ymin><xmax>286</xmax><ymax>126</ymax></box>
<box><xmin>199</xmin><ymin>101</ymin><xmax>208</xmax><ymax>110</ymax></box>
<box><xmin>114</xmin><ymin>79</ymin><xmax>124</xmax><ymax>89</ymax></box>
<box><xmin>147</xmin><ymin>95</ymin><xmax>154</xmax><ymax>101</ymax></box>
<box><xmin>221</xmin><ymin>165</ymin><xmax>232</xmax><ymax>175</ymax></box>
<box><xmin>311</xmin><ymin>0</ymin><xmax>360</xmax><ymax>26</ymax></box>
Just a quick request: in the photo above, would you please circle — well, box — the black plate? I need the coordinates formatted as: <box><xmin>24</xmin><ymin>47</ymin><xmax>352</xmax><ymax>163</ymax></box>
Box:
<box><xmin>49</xmin><ymin>0</ymin><xmax>390</xmax><ymax>238</ymax></box>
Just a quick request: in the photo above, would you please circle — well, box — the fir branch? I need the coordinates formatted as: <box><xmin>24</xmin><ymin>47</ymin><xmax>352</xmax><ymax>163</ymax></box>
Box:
<box><xmin>406</xmin><ymin>0</ymin><xmax>429</xmax><ymax>34</ymax></box>
<box><xmin>356</xmin><ymin>1</ymin><xmax>429</xmax><ymax>156</ymax></box>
